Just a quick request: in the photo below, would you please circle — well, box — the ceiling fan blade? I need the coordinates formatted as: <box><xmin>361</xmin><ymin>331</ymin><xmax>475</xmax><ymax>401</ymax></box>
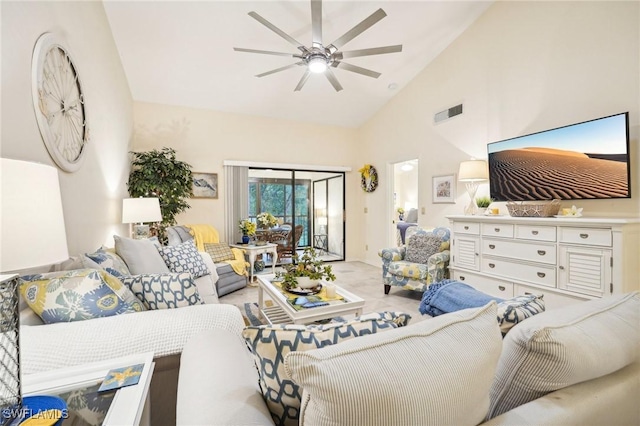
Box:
<box><xmin>324</xmin><ymin>68</ymin><xmax>343</xmax><ymax>92</ymax></box>
<box><xmin>333</xmin><ymin>61</ymin><xmax>381</xmax><ymax>79</ymax></box>
<box><xmin>294</xmin><ymin>70</ymin><xmax>311</xmax><ymax>92</ymax></box>
<box><xmin>256</xmin><ymin>62</ymin><xmax>305</xmax><ymax>78</ymax></box>
<box><xmin>329</xmin><ymin>8</ymin><xmax>387</xmax><ymax>50</ymax></box>
<box><xmin>248</xmin><ymin>11</ymin><xmax>305</xmax><ymax>51</ymax></box>
<box><xmin>311</xmin><ymin>0</ymin><xmax>323</xmax><ymax>47</ymax></box>
<box><xmin>338</xmin><ymin>45</ymin><xmax>403</xmax><ymax>59</ymax></box>
<box><xmin>234</xmin><ymin>47</ymin><xmax>303</xmax><ymax>58</ymax></box>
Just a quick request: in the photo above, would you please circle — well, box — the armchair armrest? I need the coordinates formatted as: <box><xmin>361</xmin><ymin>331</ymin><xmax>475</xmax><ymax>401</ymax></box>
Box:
<box><xmin>378</xmin><ymin>247</ymin><xmax>406</xmax><ymax>262</ymax></box>
<box><xmin>427</xmin><ymin>250</ymin><xmax>450</xmax><ymax>283</ymax></box>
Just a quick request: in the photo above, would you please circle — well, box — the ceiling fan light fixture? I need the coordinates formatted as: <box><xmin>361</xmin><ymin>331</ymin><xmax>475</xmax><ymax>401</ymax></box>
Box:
<box><xmin>308</xmin><ymin>56</ymin><xmax>328</xmax><ymax>74</ymax></box>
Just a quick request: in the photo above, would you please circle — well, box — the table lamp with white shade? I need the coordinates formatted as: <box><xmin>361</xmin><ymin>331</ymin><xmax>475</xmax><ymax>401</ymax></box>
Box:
<box><xmin>1</xmin><ymin>158</ymin><xmax>70</xmax><ymax>421</ymax></box>
<box><xmin>458</xmin><ymin>159</ymin><xmax>489</xmax><ymax>215</ymax></box>
<box><xmin>122</xmin><ymin>198</ymin><xmax>162</xmax><ymax>239</ymax></box>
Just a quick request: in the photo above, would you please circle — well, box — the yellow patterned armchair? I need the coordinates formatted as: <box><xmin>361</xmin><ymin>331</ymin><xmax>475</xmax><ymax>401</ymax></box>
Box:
<box><xmin>378</xmin><ymin>226</ymin><xmax>451</xmax><ymax>294</ymax></box>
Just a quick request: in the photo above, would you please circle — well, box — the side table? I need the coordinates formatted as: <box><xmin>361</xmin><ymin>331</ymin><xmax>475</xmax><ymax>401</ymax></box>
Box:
<box><xmin>21</xmin><ymin>352</ymin><xmax>155</xmax><ymax>426</ymax></box>
<box><xmin>230</xmin><ymin>243</ymin><xmax>278</xmax><ymax>282</ymax></box>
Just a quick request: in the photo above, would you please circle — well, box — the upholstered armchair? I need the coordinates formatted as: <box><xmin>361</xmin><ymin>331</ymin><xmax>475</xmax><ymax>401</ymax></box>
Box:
<box><xmin>378</xmin><ymin>226</ymin><xmax>451</xmax><ymax>294</ymax></box>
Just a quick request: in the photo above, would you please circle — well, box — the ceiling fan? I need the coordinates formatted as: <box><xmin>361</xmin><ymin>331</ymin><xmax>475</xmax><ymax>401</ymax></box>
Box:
<box><xmin>233</xmin><ymin>0</ymin><xmax>402</xmax><ymax>92</ymax></box>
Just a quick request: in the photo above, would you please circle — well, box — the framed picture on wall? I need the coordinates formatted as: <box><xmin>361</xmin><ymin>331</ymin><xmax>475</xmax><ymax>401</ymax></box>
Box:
<box><xmin>432</xmin><ymin>174</ymin><xmax>456</xmax><ymax>203</ymax></box>
<box><xmin>192</xmin><ymin>172</ymin><xmax>218</xmax><ymax>199</ymax></box>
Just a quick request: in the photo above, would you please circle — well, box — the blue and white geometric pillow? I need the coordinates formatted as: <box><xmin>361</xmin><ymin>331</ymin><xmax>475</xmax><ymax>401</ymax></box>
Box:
<box><xmin>120</xmin><ymin>272</ymin><xmax>204</xmax><ymax>310</ymax></box>
<box><xmin>84</xmin><ymin>247</ymin><xmax>131</xmax><ymax>278</ymax></box>
<box><xmin>19</xmin><ymin>269</ymin><xmax>140</xmax><ymax>324</ymax></box>
<box><xmin>157</xmin><ymin>240</ymin><xmax>209</xmax><ymax>278</ymax></box>
<box><xmin>497</xmin><ymin>294</ymin><xmax>545</xmax><ymax>334</ymax></box>
<box><xmin>242</xmin><ymin>311</ymin><xmax>411</xmax><ymax>426</ymax></box>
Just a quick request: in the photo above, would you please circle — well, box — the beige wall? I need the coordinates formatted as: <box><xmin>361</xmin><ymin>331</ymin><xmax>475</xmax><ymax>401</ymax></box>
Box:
<box><xmin>1</xmin><ymin>1</ymin><xmax>133</xmax><ymax>255</ymax></box>
<box><xmin>358</xmin><ymin>1</ymin><xmax>640</xmax><ymax>265</ymax></box>
<box><xmin>131</xmin><ymin>102</ymin><xmax>362</xmax><ymax>259</ymax></box>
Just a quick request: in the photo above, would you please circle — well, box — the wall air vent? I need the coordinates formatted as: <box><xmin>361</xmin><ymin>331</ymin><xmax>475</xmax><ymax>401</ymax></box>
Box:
<box><xmin>434</xmin><ymin>104</ymin><xmax>463</xmax><ymax>123</ymax></box>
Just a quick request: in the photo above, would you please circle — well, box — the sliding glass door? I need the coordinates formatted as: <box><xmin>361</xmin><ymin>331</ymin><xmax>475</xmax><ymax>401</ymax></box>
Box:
<box><xmin>248</xmin><ymin>168</ymin><xmax>344</xmax><ymax>262</ymax></box>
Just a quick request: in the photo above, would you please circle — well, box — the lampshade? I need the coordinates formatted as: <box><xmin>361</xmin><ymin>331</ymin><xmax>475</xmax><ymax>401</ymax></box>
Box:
<box><xmin>0</xmin><ymin>158</ymin><xmax>69</xmax><ymax>272</ymax></box>
<box><xmin>122</xmin><ymin>198</ymin><xmax>162</xmax><ymax>224</ymax></box>
<box><xmin>458</xmin><ymin>160</ymin><xmax>489</xmax><ymax>182</ymax></box>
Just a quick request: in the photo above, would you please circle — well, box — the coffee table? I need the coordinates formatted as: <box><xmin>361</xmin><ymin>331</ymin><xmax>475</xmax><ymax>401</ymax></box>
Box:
<box><xmin>256</xmin><ymin>274</ymin><xmax>365</xmax><ymax>325</ymax></box>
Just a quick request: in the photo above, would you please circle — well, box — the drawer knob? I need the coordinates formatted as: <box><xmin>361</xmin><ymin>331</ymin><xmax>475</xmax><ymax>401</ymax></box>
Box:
<box><xmin>489</xmin><ymin>263</ymin><xmax>496</xmax><ymax>268</ymax></box>
<box><xmin>580</xmin><ymin>233</ymin><xmax>589</xmax><ymax>239</ymax></box>
<box><xmin>459</xmin><ymin>276</ymin><xmax>465</xmax><ymax>281</ymax></box>
<box><xmin>537</xmin><ymin>250</ymin><xmax>546</xmax><ymax>256</ymax></box>
<box><xmin>489</xmin><ymin>244</ymin><xmax>496</xmax><ymax>249</ymax></box>
<box><xmin>537</xmin><ymin>272</ymin><xmax>546</xmax><ymax>278</ymax></box>
<box><xmin>559</xmin><ymin>265</ymin><xmax>565</xmax><ymax>270</ymax></box>
<box><xmin>524</xmin><ymin>292</ymin><xmax>533</xmax><ymax>296</ymax></box>
<box><xmin>464</xmin><ymin>226</ymin><xmax>469</xmax><ymax>230</ymax></box>
<box><xmin>498</xmin><ymin>285</ymin><xmax>506</xmax><ymax>291</ymax></box>
<box><xmin>531</xmin><ymin>230</ymin><xmax>539</xmax><ymax>235</ymax></box>
<box><xmin>494</xmin><ymin>228</ymin><xmax>500</xmax><ymax>232</ymax></box>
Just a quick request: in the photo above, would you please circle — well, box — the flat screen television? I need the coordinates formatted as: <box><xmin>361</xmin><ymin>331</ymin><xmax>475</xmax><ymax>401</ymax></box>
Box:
<box><xmin>487</xmin><ymin>112</ymin><xmax>631</xmax><ymax>201</ymax></box>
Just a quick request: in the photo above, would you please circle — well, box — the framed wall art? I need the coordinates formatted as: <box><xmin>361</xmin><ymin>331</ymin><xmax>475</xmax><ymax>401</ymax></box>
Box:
<box><xmin>192</xmin><ymin>172</ymin><xmax>218</xmax><ymax>199</ymax></box>
<box><xmin>432</xmin><ymin>174</ymin><xmax>456</xmax><ymax>203</ymax></box>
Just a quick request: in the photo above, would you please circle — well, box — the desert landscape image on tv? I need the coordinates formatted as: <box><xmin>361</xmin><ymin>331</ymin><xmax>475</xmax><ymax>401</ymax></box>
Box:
<box><xmin>488</xmin><ymin>113</ymin><xmax>630</xmax><ymax>201</ymax></box>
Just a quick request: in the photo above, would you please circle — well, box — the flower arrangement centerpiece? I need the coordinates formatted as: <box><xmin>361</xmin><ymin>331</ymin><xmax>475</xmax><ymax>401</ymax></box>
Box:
<box><xmin>278</xmin><ymin>247</ymin><xmax>336</xmax><ymax>290</ymax></box>
<box><xmin>257</xmin><ymin>212</ymin><xmax>278</xmax><ymax>229</ymax></box>
<box><xmin>396</xmin><ymin>207</ymin><xmax>405</xmax><ymax>220</ymax></box>
<box><xmin>238</xmin><ymin>219</ymin><xmax>257</xmax><ymax>236</ymax></box>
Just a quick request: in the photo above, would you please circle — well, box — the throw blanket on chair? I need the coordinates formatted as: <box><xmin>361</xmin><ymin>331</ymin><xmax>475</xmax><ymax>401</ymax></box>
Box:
<box><xmin>419</xmin><ymin>279</ymin><xmax>503</xmax><ymax>317</ymax></box>
<box><xmin>186</xmin><ymin>224</ymin><xmax>248</xmax><ymax>276</ymax></box>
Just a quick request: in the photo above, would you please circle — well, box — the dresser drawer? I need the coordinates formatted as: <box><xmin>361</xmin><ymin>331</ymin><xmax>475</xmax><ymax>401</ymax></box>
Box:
<box><xmin>481</xmin><ymin>258</ymin><xmax>556</xmax><ymax>288</ymax></box>
<box><xmin>515</xmin><ymin>225</ymin><xmax>556</xmax><ymax>242</ymax></box>
<box><xmin>559</xmin><ymin>227</ymin><xmax>612</xmax><ymax>247</ymax></box>
<box><xmin>514</xmin><ymin>284</ymin><xmax>588</xmax><ymax>311</ymax></box>
<box><xmin>481</xmin><ymin>223</ymin><xmax>514</xmax><ymax>238</ymax></box>
<box><xmin>483</xmin><ymin>239</ymin><xmax>556</xmax><ymax>264</ymax></box>
<box><xmin>453</xmin><ymin>271</ymin><xmax>513</xmax><ymax>299</ymax></box>
<box><xmin>453</xmin><ymin>222</ymin><xmax>480</xmax><ymax>235</ymax></box>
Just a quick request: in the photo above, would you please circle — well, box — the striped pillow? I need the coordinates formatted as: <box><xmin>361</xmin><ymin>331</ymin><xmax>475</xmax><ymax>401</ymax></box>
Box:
<box><xmin>285</xmin><ymin>303</ymin><xmax>501</xmax><ymax>426</ymax></box>
<box><xmin>487</xmin><ymin>292</ymin><xmax>640</xmax><ymax>419</ymax></box>
<box><xmin>242</xmin><ymin>312</ymin><xmax>410</xmax><ymax>426</ymax></box>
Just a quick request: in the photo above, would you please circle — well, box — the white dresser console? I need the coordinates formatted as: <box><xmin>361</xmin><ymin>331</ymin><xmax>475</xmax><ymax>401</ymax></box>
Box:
<box><xmin>447</xmin><ymin>215</ymin><xmax>640</xmax><ymax>310</ymax></box>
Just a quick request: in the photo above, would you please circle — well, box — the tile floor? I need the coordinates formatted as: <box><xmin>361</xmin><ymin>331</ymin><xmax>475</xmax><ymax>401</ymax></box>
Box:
<box><xmin>219</xmin><ymin>260</ymin><xmax>428</xmax><ymax>324</ymax></box>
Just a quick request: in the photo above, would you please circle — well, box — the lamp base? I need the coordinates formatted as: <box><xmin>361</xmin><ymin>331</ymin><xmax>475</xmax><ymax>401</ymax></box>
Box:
<box><xmin>132</xmin><ymin>224</ymin><xmax>150</xmax><ymax>240</ymax></box>
<box><xmin>464</xmin><ymin>182</ymin><xmax>479</xmax><ymax>215</ymax></box>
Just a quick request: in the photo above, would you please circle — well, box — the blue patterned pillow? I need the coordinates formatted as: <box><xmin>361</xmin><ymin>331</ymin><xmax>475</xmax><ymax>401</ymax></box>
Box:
<box><xmin>157</xmin><ymin>240</ymin><xmax>209</xmax><ymax>278</ymax></box>
<box><xmin>85</xmin><ymin>247</ymin><xmax>131</xmax><ymax>278</ymax></box>
<box><xmin>497</xmin><ymin>294</ymin><xmax>545</xmax><ymax>334</ymax></box>
<box><xmin>19</xmin><ymin>269</ymin><xmax>141</xmax><ymax>324</ymax></box>
<box><xmin>242</xmin><ymin>312</ymin><xmax>411</xmax><ymax>426</ymax></box>
<box><xmin>120</xmin><ymin>272</ymin><xmax>204</xmax><ymax>310</ymax></box>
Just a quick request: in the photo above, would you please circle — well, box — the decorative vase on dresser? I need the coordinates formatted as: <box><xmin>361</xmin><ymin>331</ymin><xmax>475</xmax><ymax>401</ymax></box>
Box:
<box><xmin>447</xmin><ymin>215</ymin><xmax>640</xmax><ymax>311</ymax></box>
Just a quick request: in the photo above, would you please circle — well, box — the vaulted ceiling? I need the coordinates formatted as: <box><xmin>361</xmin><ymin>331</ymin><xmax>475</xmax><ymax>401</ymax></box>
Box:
<box><xmin>104</xmin><ymin>1</ymin><xmax>492</xmax><ymax>128</ymax></box>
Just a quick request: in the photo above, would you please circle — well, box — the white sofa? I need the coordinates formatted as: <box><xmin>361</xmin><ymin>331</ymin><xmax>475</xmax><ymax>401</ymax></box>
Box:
<box><xmin>177</xmin><ymin>293</ymin><xmax>640</xmax><ymax>426</ymax></box>
<box><xmin>18</xmin><ymin>244</ymin><xmax>235</xmax><ymax>425</ymax></box>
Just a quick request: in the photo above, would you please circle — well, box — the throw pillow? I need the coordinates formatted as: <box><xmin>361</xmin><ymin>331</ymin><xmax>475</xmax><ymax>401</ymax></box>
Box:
<box><xmin>203</xmin><ymin>242</ymin><xmax>235</xmax><ymax>263</ymax></box>
<box><xmin>242</xmin><ymin>312</ymin><xmax>411</xmax><ymax>426</ymax></box>
<box><xmin>120</xmin><ymin>272</ymin><xmax>204</xmax><ymax>310</ymax></box>
<box><xmin>405</xmin><ymin>233</ymin><xmax>443</xmax><ymax>264</ymax></box>
<box><xmin>85</xmin><ymin>247</ymin><xmax>131</xmax><ymax>278</ymax></box>
<box><xmin>157</xmin><ymin>240</ymin><xmax>210</xmax><ymax>278</ymax></box>
<box><xmin>486</xmin><ymin>291</ymin><xmax>640</xmax><ymax>420</ymax></box>
<box><xmin>496</xmin><ymin>294</ymin><xmax>545</xmax><ymax>334</ymax></box>
<box><xmin>114</xmin><ymin>235</ymin><xmax>170</xmax><ymax>275</ymax></box>
<box><xmin>19</xmin><ymin>269</ymin><xmax>142</xmax><ymax>324</ymax></box>
<box><xmin>285</xmin><ymin>303</ymin><xmax>502</xmax><ymax>426</ymax></box>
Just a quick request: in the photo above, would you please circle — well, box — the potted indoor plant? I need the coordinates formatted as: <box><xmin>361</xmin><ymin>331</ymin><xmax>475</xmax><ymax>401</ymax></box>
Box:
<box><xmin>279</xmin><ymin>247</ymin><xmax>336</xmax><ymax>290</ymax></box>
<box><xmin>127</xmin><ymin>147</ymin><xmax>192</xmax><ymax>243</ymax></box>
<box><xmin>238</xmin><ymin>219</ymin><xmax>257</xmax><ymax>244</ymax></box>
<box><xmin>396</xmin><ymin>207</ymin><xmax>405</xmax><ymax>221</ymax></box>
<box><xmin>476</xmin><ymin>196</ymin><xmax>493</xmax><ymax>215</ymax></box>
